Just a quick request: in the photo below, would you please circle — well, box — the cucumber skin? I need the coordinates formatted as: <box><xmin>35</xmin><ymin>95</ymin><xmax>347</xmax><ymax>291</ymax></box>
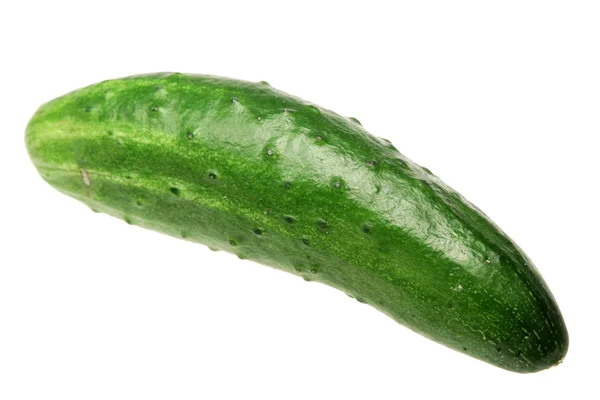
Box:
<box><xmin>25</xmin><ymin>72</ymin><xmax>568</xmax><ymax>373</ymax></box>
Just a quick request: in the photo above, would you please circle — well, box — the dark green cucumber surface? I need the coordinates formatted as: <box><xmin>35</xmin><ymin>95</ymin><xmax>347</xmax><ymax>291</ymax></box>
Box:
<box><xmin>25</xmin><ymin>72</ymin><xmax>568</xmax><ymax>373</ymax></box>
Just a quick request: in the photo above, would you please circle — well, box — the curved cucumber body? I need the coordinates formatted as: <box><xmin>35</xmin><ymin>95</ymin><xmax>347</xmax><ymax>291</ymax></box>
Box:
<box><xmin>25</xmin><ymin>72</ymin><xmax>568</xmax><ymax>372</ymax></box>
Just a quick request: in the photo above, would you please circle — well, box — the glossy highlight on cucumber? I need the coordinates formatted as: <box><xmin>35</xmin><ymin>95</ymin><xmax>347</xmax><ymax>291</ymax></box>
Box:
<box><xmin>25</xmin><ymin>72</ymin><xmax>568</xmax><ymax>373</ymax></box>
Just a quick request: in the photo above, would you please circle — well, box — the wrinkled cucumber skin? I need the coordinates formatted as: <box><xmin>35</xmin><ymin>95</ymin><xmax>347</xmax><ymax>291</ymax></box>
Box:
<box><xmin>25</xmin><ymin>72</ymin><xmax>568</xmax><ymax>373</ymax></box>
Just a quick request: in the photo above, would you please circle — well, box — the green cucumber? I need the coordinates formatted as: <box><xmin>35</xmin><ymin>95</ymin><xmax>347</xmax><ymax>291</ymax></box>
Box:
<box><xmin>25</xmin><ymin>72</ymin><xmax>568</xmax><ymax>373</ymax></box>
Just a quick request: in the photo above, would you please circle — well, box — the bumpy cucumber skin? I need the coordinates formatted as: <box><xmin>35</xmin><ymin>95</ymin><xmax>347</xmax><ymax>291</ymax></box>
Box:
<box><xmin>25</xmin><ymin>72</ymin><xmax>568</xmax><ymax>373</ymax></box>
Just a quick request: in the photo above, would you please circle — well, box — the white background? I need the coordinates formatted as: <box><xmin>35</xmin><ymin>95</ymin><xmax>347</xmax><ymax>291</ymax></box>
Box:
<box><xmin>1</xmin><ymin>1</ymin><xmax>598</xmax><ymax>399</ymax></box>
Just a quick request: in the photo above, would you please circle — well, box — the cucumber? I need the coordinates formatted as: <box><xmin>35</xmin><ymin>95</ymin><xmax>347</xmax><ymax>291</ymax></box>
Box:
<box><xmin>25</xmin><ymin>72</ymin><xmax>568</xmax><ymax>373</ymax></box>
